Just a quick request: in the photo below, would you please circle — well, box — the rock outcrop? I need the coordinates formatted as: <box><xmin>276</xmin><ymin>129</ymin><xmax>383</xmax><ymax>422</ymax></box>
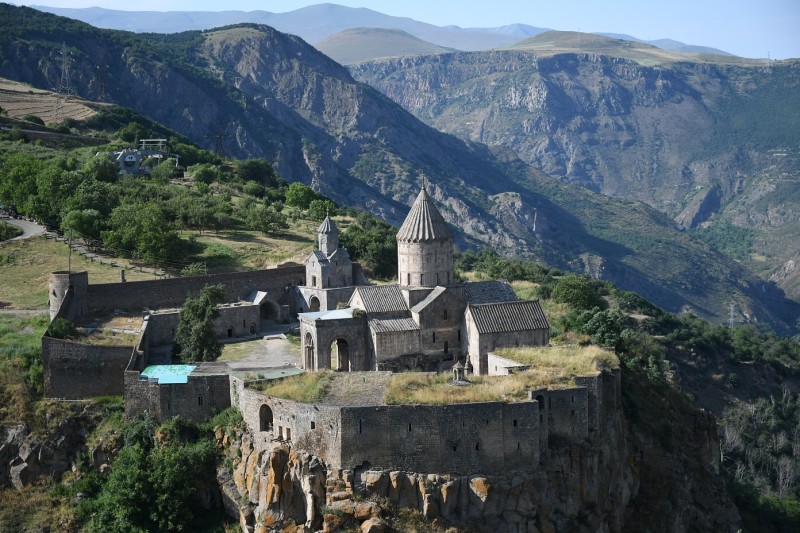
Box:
<box><xmin>218</xmin><ymin>402</ymin><xmax>740</xmax><ymax>532</ymax></box>
<box><xmin>0</xmin><ymin>402</ymin><xmax>118</xmax><ymax>489</ymax></box>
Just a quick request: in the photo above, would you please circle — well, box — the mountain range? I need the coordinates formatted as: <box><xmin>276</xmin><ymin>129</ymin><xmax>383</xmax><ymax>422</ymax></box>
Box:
<box><xmin>1</xmin><ymin>4</ymin><xmax>798</xmax><ymax>333</ymax></box>
<box><xmin>31</xmin><ymin>3</ymin><xmax>731</xmax><ymax>57</ymax></box>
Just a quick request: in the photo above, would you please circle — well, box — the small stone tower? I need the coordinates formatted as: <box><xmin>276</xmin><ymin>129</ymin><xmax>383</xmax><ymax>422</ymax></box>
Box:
<box><xmin>48</xmin><ymin>271</ymin><xmax>88</xmax><ymax>321</ymax></box>
<box><xmin>318</xmin><ymin>214</ymin><xmax>338</xmax><ymax>256</ymax></box>
<box><xmin>397</xmin><ymin>185</ymin><xmax>453</xmax><ymax>288</ymax></box>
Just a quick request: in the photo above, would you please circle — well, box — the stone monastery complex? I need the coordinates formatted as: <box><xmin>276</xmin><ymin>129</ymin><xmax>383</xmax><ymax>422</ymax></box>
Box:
<box><xmin>42</xmin><ymin>184</ymin><xmax>620</xmax><ymax>476</ymax></box>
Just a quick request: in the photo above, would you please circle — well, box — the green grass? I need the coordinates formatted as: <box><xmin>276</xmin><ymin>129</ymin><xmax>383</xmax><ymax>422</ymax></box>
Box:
<box><xmin>0</xmin><ymin>237</ymin><xmax>155</xmax><ymax>309</ymax></box>
<box><xmin>0</xmin><ymin>313</ymin><xmax>47</xmax><ymax>424</ymax></box>
<box><xmin>219</xmin><ymin>339</ymin><xmax>264</xmax><ymax>362</ymax></box>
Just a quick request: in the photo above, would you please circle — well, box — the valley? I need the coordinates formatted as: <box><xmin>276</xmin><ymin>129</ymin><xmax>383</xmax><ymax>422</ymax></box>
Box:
<box><xmin>0</xmin><ymin>4</ymin><xmax>799</xmax><ymax>530</ymax></box>
<box><xmin>0</xmin><ymin>4</ymin><xmax>797</xmax><ymax>332</ymax></box>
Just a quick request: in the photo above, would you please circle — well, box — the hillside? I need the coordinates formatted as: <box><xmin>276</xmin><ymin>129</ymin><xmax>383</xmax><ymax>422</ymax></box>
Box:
<box><xmin>0</xmin><ymin>5</ymin><xmax>798</xmax><ymax>332</ymax></box>
<box><xmin>505</xmin><ymin>30</ymin><xmax>752</xmax><ymax>66</ymax></box>
<box><xmin>315</xmin><ymin>28</ymin><xmax>454</xmax><ymax>65</ymax></box>
<box><xmin>350</xmin><ymin>50</ymin><xmax>800</xmax><ymax>301</ymax></box>
<box><xmin>35</xmin><ymin>4</ymin><xmax>730</xmax><ymax>56</ymax></box>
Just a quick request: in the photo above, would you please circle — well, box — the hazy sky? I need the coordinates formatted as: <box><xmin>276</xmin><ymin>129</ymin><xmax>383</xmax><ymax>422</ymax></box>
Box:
<box><xmin>17</xmin><ymin>1</ymin><xmax>800</xmax><ymax>59</ymax></box>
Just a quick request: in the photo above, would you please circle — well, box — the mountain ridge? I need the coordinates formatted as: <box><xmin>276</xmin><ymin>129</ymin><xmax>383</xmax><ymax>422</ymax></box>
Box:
<box><xmin>31</xmin><ymin>3</ymin><xmax>734</xmax><ymax>57</ymax></box>
<box><xmin>1</xmin><ymin>5</ymin><xmax>797</xmax><ymax>332</ymax></box>
<box><xmin>349</xmin><ymin>49</ymin><xmax>800</xmax><ymax>302</ymax></box>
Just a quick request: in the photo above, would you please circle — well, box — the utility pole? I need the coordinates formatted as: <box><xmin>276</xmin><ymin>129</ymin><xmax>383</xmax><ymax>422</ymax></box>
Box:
<box><xmin>55</xmin><ymin>43</ymin><xmax>73</xmax><ymax>121</ymax></box>
<box><xmin>728</xmin><ymin>302</ymin><xmax>736</xmax><ymax>328</ymax></box>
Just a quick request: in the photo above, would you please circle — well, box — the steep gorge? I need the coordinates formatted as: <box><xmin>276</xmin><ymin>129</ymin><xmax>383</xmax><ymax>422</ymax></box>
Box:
<box><xmin>350</xmin><ymin>53</ymin><xmax>800</xmax><ymax>299</ymax></box>
<box><xmin>1</xmin><ymin>5</ymin><xmax>798</xmax><ymax>331</ymax></box>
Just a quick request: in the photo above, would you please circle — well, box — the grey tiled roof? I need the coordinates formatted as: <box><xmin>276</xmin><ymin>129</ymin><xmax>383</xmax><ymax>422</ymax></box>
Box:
<box><xmin>396</xmin><ymin>188</ymin><xmax>453</xmax><ymax>243</ymax></box>
<box><xmin>329</xmin><ymin>247</ymin><xmax>351</xmax><ymax>262</ymax></box>
<box><xmin>368</xmin><ymin>317</ymin><xmax>420</xmax><ymax>334</ymax></box>
<box><xmin>410</xmin><ymin>286</ymin><xmax>447</xmax><ymax>313</ymax></box>
<box><xmin>462</xmin><ymin>280</ymin><xmax>518</xmax><ymax>305</ymax></box>
<box><xmin>468</xmin><ymin>300</ymin><xmax>549</xmax><ymax>334</ymax></box>
<box><xmin>351</xmin><ymin>285</ymin><xmax>409</xmax><ymax>314</ymax></box>
<box><xmin>308</xmin><ymin>250</ymin><xmax>328</xmax><ymax>263</ymax></box>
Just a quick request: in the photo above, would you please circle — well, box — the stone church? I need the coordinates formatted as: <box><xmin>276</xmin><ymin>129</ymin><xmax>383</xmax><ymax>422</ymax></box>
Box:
<box><xmin>299</xmin><ymin>186</ymin><xmax>549</xmax><ymax>375</ymax></box>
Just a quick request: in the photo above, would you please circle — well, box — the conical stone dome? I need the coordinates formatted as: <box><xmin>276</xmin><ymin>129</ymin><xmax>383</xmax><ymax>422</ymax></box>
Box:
<box><xmin>396</xmin><ymin>188</ymin><xmax>452</xmax><ymax>243</ymax></box>
<box><xmin>318</xmin><ymin>215</ymin><xmax>337</xmax><ymax>235</ymax></box>
<box><xmin>317</xmin><ymin>215</ymin><xmax>338</xmax><ymax>256</ymax></box>
<box><xmin>396</xmin><ymin>186</ymin><xmax>454</xmax><ymax>287</ymax></box>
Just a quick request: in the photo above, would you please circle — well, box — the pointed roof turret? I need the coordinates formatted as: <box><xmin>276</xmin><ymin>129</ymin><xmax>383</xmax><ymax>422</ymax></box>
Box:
<box><xmin>318</xmin><ymin>214</ymin><xmax>337</xmax><ymax>235</ymax></box>
<box><xmin>396</xmin><ymin>187</ymin><xmax>452</xmax><ymax>243</ymax></box>
<box><xmin>317</xmin><ymin>214</ymin><xmax>339</xmax><ymax>256</ymax></box>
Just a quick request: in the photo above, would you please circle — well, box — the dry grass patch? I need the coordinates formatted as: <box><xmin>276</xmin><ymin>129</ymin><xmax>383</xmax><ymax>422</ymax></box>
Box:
<box><xmin>386</xmin><ymin>346</ymin><xmax>618</xmax><ymax>405</ymax></box>
<box><xmin>510</xmin><ymin>280</ymin><xmax>538</xmax><ymax>300</ymax></box>
<box><xmin>77</xmin><ymin>329</ymin><xmax>139</xmax><ymax>346</ymax></box>
<box><xmin>192</xmin><ymin>219</ymin><xmax>318</xmax><ymax>271</ymax></box>
<box><xmin>496</xmin><ymin>345</ymin><xmax>619</xmax><ymax>374</ymax></box>
<box><xmin>386</xmin><ymin>371</ymin><xmax>568</xmax><ymax>405</ymax></box>
<box><xmin>253</xmin><ymin>370</ymin><xmax>334</xmax><ymax>403</ymax></box>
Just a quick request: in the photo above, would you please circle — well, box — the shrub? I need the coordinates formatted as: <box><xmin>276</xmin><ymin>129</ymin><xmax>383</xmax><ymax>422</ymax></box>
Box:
<box><xmin>47</xmin><ymin>318</ymin><xmax>78</xmax><ymax>339</ymax></box>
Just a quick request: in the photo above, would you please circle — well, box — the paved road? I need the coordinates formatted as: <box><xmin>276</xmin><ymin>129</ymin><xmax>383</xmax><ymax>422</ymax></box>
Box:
<box><xmin>0</xmin><ymin>309</ymin><xmax>47</xmax><ymax>315</ymax></box>
<box><xmin>2</xmin><ymin>217</ymin><xmax>46</xmax><ymax>241</ymax></box>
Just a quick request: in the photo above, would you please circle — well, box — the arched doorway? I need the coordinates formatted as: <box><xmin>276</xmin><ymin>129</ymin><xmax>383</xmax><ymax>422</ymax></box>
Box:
<box><xmin>309</xmin><ymin>296</ymin><xmax>320</xmax><ymax>312</ymax></box>
<box><xmin>259</xmin><ymin>404</ymin><xmax>273</xmax><ymax>432</ymax></box>
<box><xmin>304</xmin><ymin>333</ymin><xmax>315</xmax><ymax>370</ymax></box>
<box><xmin>331</xmin><ymin>338</ymin><xmax>350</xmax><ymax>371</ymax></box>
<box><xmin>260</xmin><ymin>301</ymin><xmax>278</xmax><ymax>320</ymax></box>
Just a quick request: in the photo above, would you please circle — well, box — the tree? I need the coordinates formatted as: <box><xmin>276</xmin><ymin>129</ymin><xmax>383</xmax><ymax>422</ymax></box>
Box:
<box><xmin>552</xmin><ymin>275</ymin><xmax>605</xmax><ymax>310</ymax></box>
<box><xmin>235</xmin><ymin>158</ymin><xmax>277</xmax><ymax>187</ymax></box>
<box><xmin>244</xmin><ymin>203</ymin><xmax>288</xmax><ymax>235</ymax></box>
<box><xmin>149</xmin><ymin>157</ymin><xmax>178</xmax><ymax>182</ymax></box>
<box><xmin>284</xmin><ymin>182</ymin><xmax>318</xmax><ymax>209</ymax></box>
<box><xmin>188</xmin><ymin>163</ymin><xmax>219</xmax><ymax>185</ymax></box>
<box><xmin>82</xmin><ymin>154</ymin><xmax>119</xmax><ymax>183</ymax></box>
<box><xmin>61</xmin><ymin>209</ymin><xmax>103</xmax><ymax>240</ymax></box>
<box><xmin>174</xmin><ymin>284</ymin><xmax>225</xmax><ymax>362</ymax></box>
<box><xmin>102</xmin><ymin>203</ymin><xmax>184</xmax><ymax>263</ymax></box>
<box><xmin>307</xmin><ymin>198</ymin><xmax>337</xmax><ymax>221</ymax></box>
<box><xmin>116</xmin><ymin>122</ymin><xmax>149</xmax><ymax>144</ymax></box>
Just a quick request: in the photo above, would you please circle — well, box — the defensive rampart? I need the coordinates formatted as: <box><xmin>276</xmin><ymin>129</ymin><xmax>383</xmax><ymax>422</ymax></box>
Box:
<box><xmin>232</xmin><ymin>370</ymin><xmax>620</xmax><ymax>476</ymax></box>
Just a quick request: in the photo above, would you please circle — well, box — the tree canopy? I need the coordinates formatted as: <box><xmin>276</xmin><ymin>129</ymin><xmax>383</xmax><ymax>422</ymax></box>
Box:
<box><xmin>174</xmin><ymin>284</ymin><xmax>225</xmax><ymax>362</ymax></box>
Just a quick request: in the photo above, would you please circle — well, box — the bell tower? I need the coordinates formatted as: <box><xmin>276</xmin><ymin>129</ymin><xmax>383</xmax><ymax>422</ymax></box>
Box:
<box><xmin>396</xmin><ymin>184</ymin><xmax>453</xmax><ymax>288</ymax></box>
<box><xmin>318</xmin><ymin>214</ymin><xmax>338</xmax><ymax>257</ymax></box>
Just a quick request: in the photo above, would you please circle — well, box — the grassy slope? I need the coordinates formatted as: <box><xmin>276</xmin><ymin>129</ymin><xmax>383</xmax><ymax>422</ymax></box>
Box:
<box><xmin>507</xmin><ymin>30</ymin><xmax>761</xmax><ymax>67</ymax></box>
<box><xmin>315</xmin><ymin>27</ymin><xmax>454</xmax><ymax>65</ymax></box>
<box><xmin>0</xmin><ymin>238</ymin><xmax>155</xmax><ymax>309</ymax></box>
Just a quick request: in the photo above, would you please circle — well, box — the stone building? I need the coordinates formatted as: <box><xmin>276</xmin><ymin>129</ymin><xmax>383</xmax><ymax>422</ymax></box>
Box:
<box><xmin>300</xmin><ymin>186</ymin><xmax>550</xmax><ymax>375</ymax></box>
<box><xmin>297</xmin><ymin>215</ymin><xmax>362</xmax><ymax>313</ymax></box>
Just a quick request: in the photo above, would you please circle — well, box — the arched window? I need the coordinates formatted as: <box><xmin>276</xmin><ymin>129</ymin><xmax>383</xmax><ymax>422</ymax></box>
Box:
<box><xmin>259</xmin><ymin>404</ymin><xmax>273</xmax><ymax>432</ymax></box>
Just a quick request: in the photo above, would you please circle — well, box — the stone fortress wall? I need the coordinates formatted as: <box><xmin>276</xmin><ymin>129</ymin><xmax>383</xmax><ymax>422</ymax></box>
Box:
<box><xmin>230</xmin><ymin>370</ymin><xmax>620</xmax><ymax>476</ymax></box>
<box><xmin>42</xmin><ymin>265</ymin><xmax>306</xmax><ymax>402</ymax></box>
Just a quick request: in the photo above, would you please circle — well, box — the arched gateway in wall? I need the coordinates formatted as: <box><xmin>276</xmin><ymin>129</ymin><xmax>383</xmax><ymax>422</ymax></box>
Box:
<box><xmin>304</xmin><ymin>333</ymin><xmax>315</xmax><ymax>370</ymax></box>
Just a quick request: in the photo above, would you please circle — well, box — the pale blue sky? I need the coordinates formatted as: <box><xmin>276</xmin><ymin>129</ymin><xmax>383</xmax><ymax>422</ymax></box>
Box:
<box><xmin>17</xmin><ymin>1</ymin><xmax>800</xmax><ymax>59</ymax></box>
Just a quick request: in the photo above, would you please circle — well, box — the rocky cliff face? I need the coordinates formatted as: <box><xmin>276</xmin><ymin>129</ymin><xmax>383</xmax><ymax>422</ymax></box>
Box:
<box><xmin>218</xmin><ymin>401</ymin><xmax>739</xmax><ymax>532</ymax></box>
<box><xmin>350</xmin><ymin>53</ymin><xmax>800</xmax><ymax>300</ymax></box>
<box><xmin>0</xmin><ymin>402</ymin><xmax>117</xmax><ymax>489</ymax></box>
<box><xmin>1</xmin><ymin>5</ymin><xmax>798</xmax><ymax>331</ymax></box>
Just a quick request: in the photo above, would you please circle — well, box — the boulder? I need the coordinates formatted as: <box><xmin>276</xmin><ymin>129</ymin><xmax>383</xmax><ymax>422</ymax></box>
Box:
<box><xmin>360</xmin><ymin>517</ymin><xmax>388</xmax><ymax>533</ymax></box>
